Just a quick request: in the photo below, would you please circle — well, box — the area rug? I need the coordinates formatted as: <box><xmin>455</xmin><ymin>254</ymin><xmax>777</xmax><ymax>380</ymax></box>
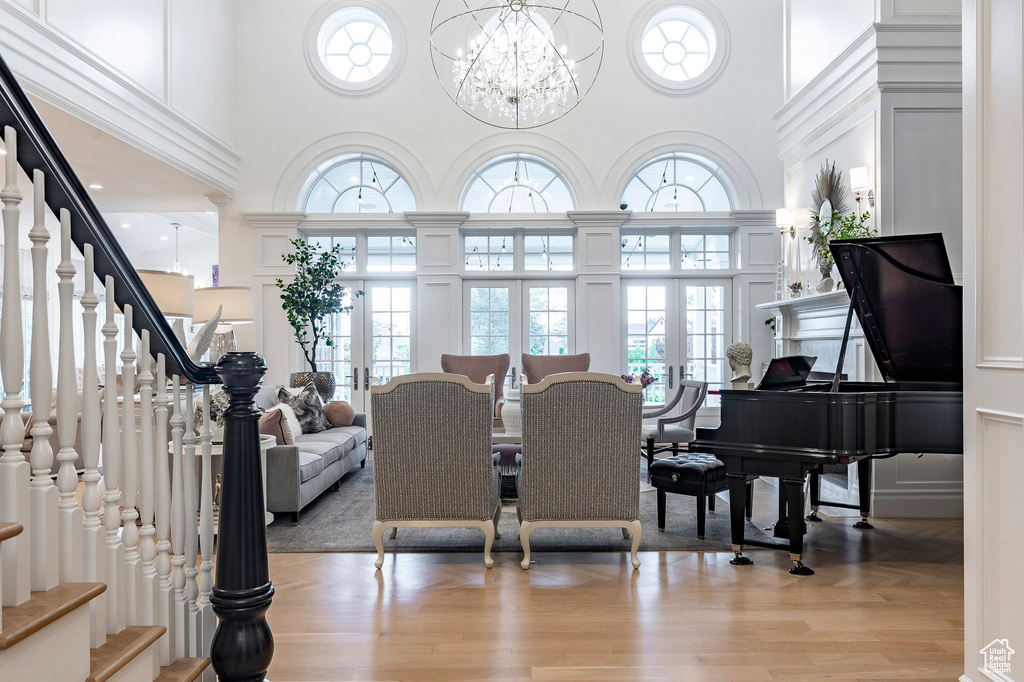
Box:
<box><xmin>266</xmin><ymin>463</ymin><xmax>772</xmax><ymax>553</ymax></box>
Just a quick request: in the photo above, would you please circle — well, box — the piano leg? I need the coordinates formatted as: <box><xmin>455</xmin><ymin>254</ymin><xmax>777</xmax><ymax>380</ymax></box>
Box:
<box><xmin>784</xmin><ymin>476</ymin><xmax>814</xmax><ymax>576</ymax></box>
<box><xmin>727</xmin><ymin>473</ymin><xmax>753</xmax><ymax>566</ymax></box>
<box><xmin>853</xmin><ymin>458</ymin><xmax>875</xmax><ymax>529</ymax></box>
<box><xmin>806</xmin><ymin>469</ymin><xmax>823</xmax><ymax>522</ymax></box>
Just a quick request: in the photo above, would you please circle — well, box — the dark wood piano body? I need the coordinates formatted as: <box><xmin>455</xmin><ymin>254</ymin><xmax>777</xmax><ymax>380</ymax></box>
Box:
<box><xmin>690</xmin><ymin>234</ymin><xmax>964</xmax><ymax>575</ymax></box>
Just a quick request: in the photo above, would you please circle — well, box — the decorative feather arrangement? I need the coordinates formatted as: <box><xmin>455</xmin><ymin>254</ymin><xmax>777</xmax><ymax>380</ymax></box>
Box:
<box><xmin>810</xmin><ymin>160</ymin><xmax>848</xmax><ymax>217</ymax></box>
<box><xmin>187</xmin><ymin>304</ymin><xmax>222</xmax><ymax>362</ymax></box>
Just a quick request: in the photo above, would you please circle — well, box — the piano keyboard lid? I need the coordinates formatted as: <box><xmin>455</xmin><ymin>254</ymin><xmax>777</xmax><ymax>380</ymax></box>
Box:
<box><xmin>829</xmin><ymin>233</ymin><xmax>963</xmax><ymax>386</ymax></box>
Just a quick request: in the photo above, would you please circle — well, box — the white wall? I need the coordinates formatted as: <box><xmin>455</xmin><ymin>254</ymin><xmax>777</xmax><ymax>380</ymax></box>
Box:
<box><xmin>0</xmin><ymin>0</ymin><xmax>238</xmax><ymax>193</ymax></box>
<box><xmin>786</xmin><ymin>0</ymin><xmax>875</xmax><ymax>98</ymax></box>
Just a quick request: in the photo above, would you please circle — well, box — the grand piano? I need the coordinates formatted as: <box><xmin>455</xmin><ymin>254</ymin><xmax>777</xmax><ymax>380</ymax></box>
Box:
<box><xmin>689</xmin><ymin>233</ymin><xmax>964</xmax><ymax>575</ymax></box>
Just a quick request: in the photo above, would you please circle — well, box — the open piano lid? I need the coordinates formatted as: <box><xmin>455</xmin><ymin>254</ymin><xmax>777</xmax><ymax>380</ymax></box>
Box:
<box><xmin>830</xmin><ymin>233</ymin><xmax>963</xmax><ymax>385</ymax></box>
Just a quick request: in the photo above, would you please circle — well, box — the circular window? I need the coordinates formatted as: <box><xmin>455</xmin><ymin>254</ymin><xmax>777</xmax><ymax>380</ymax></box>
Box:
<box><xmin>305</xmin><ymin>2</ymin><xmax>404</xmax><ymax>95</ymax></box>
<box><xmin>630</xmin><ymin>2</ymin><xmax>729</xmax><ymax>95</ymax></box>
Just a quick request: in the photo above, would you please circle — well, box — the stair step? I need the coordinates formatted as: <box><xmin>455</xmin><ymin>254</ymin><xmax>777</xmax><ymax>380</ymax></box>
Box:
<box><xmin>155</xmin><ymin>657</ymin><xmax>211</xmax><ymax>682</ymax></box>
<box><xmin>0</xmin><ymin>522</ymin><xmax>23</xmax><ymax>543</ymax></box>
<box><xmin>87</xmin><ymin>625</ymin><xmax>166</xmax><ymax>682</ymax></box>
<box><xmin>0</xmin><ymin>582</ymin><xmax>106</xmax><ymax>650</ymax></box>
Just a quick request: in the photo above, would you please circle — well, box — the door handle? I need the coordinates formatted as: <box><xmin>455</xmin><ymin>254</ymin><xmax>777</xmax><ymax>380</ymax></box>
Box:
<box><xmin>365</xmin><ymin>367</ymin><xmax>370</xmax><ymax>391</ymax></box>
<box><xmin>668</xmin><ymin>366</ymin><xmax>673</xmax><ymax>389</ymax></box>
<box><xmin>353</xmin><ymin>367</ymin><xmax>359</xmax><ymax>390</ymax></box>
<box><xmin>510</xmin><ymin>366</ymin><xmax>517</xmax><ymax>387</ymax></box>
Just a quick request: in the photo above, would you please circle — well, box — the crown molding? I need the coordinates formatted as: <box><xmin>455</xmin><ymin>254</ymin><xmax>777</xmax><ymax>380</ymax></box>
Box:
<box><xmin>0</xmin><ymin>2</ymin><xmax>240</xmax><ymax>194</ymax></box>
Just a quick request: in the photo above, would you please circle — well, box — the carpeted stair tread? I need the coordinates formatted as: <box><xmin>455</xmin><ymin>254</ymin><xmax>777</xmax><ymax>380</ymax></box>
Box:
<box><xmin>156</xmin><ymin>657</ymin><xmax>211</xmax><ymax>682</ymax></box>
<box><xmin>0</xmin><ymin>582</ymin><xmax>106</xmax><ymax>650</ymax></box>
<box><xmin>0</xmin><ymin>522</ymin><xmax>23</xmax><ymax>543</ymax></box>
<box><xmin>87</xmin><ymin>625</ymin><xmax>165</xmax><ymax>682</ymax></box>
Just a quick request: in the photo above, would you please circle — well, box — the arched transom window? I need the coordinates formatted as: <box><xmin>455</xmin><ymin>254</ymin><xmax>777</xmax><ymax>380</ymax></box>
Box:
<box><xmin>461</xmin><ymin>154</ymin><xmax>575</xmax><ymax>213</ymax></box>
<box><xmin>302</xmin><ymin>154</ymin><xmax>416</xmax><ymax>213</ymax></box>
<box><xmin>621</xmin><ymin>152</ymin><xmax>732</xmax><ymax>212</ymax></box>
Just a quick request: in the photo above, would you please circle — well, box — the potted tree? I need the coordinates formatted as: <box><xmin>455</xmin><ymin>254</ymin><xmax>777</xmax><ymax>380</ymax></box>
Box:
<box><xmin>275</xmin><ymin>238</ymin><xmax>361</xmax><ymax>402</ymax></box>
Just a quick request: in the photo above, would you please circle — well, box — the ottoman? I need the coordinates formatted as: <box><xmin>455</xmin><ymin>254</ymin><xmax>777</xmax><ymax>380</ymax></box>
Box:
<box><xmin>492</xmin><ymin>443</ymin><xmax>522</xmax><ymax>499</ymax></box>
<box><xmin>650</xmin><ymin>454</ymin><xmax>754</xmax><ymax>538</ymax></box>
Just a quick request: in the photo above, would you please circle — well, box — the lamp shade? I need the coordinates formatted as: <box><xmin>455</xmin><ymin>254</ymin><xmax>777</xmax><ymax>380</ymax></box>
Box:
<box><xmin>138</xmin><ymin>269</ymin><xmax>195</xmax><ymax>319</ymax></box>
<box><xmin>194</xmin><ymin>286</ymin><xmax>254</xmax><ymax>324</ymax></box>
<box><xmin>775</xmin><ymin>208</ymin><xmax>792</xmax><ymax>227</ymax></box>
<box><xmin>850</xmin><ymin>166</ymin><xmax>870</xmax><ymax>192</ymax></box>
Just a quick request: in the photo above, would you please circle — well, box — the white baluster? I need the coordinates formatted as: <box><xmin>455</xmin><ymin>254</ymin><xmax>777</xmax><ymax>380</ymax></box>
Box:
<box><xmin>183</xmin><ymin>383</ymin><xmax>200</xmax><ymax>655</ymax></box>
<box><xmin>154</xmin><ymin>355</ymin><xmax>174</xmax><ymax>665</ymax></box>
<box><xmin>56</xmin><ymin>208</ymin><xmax>82</xmax><ymax>583</ymax></box>
<box><xmin>0</xmin><ymin>125</ymin><xmax>30</xmax><ymax>608</ymax></box>
<box><xmin>198</xmin><ymin>384</ymin><xmax>215</xmax><ymax>670</ymax></box>
<box><xmin>28</xmin><ymin>170</ymin><xmax>58</xmax><ymax>592</ymax></box>
<box><xmin>138</xmin><ymin>331</ymin><xmax>158</xmax><ymax>631</ymax></box>
<box><xmin>170</xmin><ymin>375</ymin><xmax>188</xmax><ymax>658</ymax></box>
<box><xmin>80</xmin><ymin>243</ymin><xmax>106</xmax><ymax>647</ymax></box>
<box><xmin>101</xmin><ymin>276</ymin><xmax>125</xmax><ymax>633</ymax></box>
<box><xmin>120</xmin><ymin>305</ymin><xmax>141</xmax><ymax>625</ymax></box>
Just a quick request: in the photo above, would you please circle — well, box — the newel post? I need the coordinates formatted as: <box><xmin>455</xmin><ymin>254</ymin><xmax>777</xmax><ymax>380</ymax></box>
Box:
<box><xmin>210</xmin><ymin>352</ymin><xmax>273</xmax><ymax>682</ymax></box>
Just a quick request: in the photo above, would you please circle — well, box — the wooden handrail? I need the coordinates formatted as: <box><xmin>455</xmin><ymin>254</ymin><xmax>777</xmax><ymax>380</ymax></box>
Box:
<box><xmin>0</xmin><ymin>50</ymin><xmax>218</xmax><ymax>384</ymax></box>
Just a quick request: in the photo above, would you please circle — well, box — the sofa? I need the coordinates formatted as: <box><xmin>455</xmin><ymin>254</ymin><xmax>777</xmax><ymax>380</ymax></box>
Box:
<box><xmin>256</xmin><ymin>386</ymin><xmax>368</xmax><ymax>524</ymax></box>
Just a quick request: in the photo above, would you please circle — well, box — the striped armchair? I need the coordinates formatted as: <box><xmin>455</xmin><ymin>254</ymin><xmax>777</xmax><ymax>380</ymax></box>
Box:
<box><xmin>517</xmin><ymin>372</ymin><xmax>644</xmax><ymax>569</ymax></box>
<box><xmin>370</xmin><ymin>373</ymin><xmax>502</xmax><ymax>568</ymax></box>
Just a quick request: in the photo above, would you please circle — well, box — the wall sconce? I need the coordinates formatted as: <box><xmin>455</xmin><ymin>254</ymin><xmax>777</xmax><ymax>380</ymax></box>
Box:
<box><xmin>776</xmin><ymin>208</ymin><xmax>795</xmax><ymax>237</ymax></box>
<box><xmin>850</xmin><ymin>166</ymin><xmax>875</xmax><ymax>208</ymax></box>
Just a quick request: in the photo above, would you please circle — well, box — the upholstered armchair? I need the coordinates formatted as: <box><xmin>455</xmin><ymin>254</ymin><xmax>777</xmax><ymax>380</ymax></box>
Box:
<box><xmin>641</xmin><ymin>380</ymin><xmax>708</xmax><ymax>481</ymax></box>
<box><xmin>520</xmin><ymin>352</ymin><xmax>590</xmax><ymax>384</ymax></box>
<box><xmin>517</xmin><ymin>372</ymin><xmax>644</xmax><ymax>569</ymax></box>
<box><xmin>440</xmin><ymin>353</ymin><xmax>510</xmax><ymax>427</ymax></box>
<box><xmin>370</xmin><ymin>373</ymin><xmax>502</xmax><ymax>568</ymax></box>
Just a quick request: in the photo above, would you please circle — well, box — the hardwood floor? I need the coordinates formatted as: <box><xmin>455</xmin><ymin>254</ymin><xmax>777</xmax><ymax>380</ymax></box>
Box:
<box><xmin>265</xmin><ymin>481</ymin><xmax>964</xmax><ymax>681</ymax></box>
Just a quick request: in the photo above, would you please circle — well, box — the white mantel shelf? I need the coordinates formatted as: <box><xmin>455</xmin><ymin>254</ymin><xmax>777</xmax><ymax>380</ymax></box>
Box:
<box><xmin>757</xmin><ymin>289</ymin><xmax>851</xmax><ymax>315</ymax></box>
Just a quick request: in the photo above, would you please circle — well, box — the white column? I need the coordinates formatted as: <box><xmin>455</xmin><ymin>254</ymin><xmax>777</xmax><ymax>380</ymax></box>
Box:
<box><xmin>56</xmin><ymin>209</ymin><xmax>82</xmax><ymax>583</ymax></box>
<box><xmin>153</xmin><ymin>355</ymin><xmax>174</xmax><ymax>665</ymax></box>
<box><xmin>137</xmin><ymin>331</ymin><xmax>158</xmax><ymax>630</ymax></box>
<box><xmin>120</xmin><ymin>305</ymin><xmax>141</xmax><ymax>625</ymax></box>
<box><xmin>197</xmin><ymin>384</ymin><xmax>215</xmax><ymax>672</ymax></box>
<box><xmin>170</xmin><ymin>376</ymin><xmax>188</xmax><ymax>658</ymax></box>
<box><xmin>0</xmin><ymin>126</ymin><xmax>30</xmax><ymax>607</ymax></box>
<box><xmin>101</xmin><ymin>276</ymin><xmax>125</xmax><ymax>634</ymax></box>
<box><xmin>182</xmin><ymin>384</ymin><xmax>200</xmax><ymax>655</ymax></box>
<box><xmin>28</xmin><ymin>170</ymin><xmax>58</xmax><ymax>592</ymax></box>
<box><xmin>80</xmin><ymin>243</ymin><xmax>106</xmax><ymax>648</ymax></box>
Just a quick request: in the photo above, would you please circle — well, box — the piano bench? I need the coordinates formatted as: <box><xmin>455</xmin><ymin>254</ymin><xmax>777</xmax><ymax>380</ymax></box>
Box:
<box><xmin>650</xmin><ymin>454</ymin><xmax>754</xmax><ymax>539</ymax></box>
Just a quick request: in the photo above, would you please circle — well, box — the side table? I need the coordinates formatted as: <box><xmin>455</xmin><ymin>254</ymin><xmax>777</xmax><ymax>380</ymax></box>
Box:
<box><xmin>195</xmin><ymin>434</ymin><xmax>275</xmax><ymax>530</ymax></box>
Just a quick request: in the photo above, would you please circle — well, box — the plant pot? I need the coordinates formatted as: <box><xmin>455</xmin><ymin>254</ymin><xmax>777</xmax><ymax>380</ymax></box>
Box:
<box><xmin>290</xmin><ymin>371</ymin><xmax>335</xmax><ymax>403</ymax></box>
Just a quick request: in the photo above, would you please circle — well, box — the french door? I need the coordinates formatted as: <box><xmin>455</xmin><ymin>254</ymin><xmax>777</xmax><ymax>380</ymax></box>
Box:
<box><xmin>320</xmin><ymin>281</ymin><xmax>415</xmax><ymax>422</ymax></box>
<box><xmin>623</xmin><ymin>279</ymin><xmax>731</xmax><ymax>409</ymax></box>
<box><xmin>463</xmin><ymin>279</ymin><xmax>575</xmax><ymax>388</ymax></box>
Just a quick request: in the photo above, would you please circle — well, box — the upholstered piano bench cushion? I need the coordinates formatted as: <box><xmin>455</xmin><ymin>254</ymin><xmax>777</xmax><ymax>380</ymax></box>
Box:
<box><xmin>649</xmin><ymin>454</ymin><xmax>727</xmax><ymax>495</ymax></box>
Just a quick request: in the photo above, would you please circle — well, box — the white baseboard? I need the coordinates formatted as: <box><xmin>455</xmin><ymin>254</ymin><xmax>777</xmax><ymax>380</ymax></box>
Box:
<box><xmin>872</xmin><ymin>490</ymin><xmax>964</xmax><ymax>517</ymax></box>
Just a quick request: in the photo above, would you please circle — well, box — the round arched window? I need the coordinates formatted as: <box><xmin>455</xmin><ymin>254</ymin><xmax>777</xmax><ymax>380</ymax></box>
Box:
<box><xmin>631</xmin><ymin>3</ymin><xmax>729</xmax><ymax>95</ymax></box>
<box><xmin>461</xmin><ymin>154</ymin><xmax>576</xmax><ymax>213</ymax></box>
<box><xmin>621</xmin><ymin>152</ymin><xmax>733</xmax><ymax>213</ymax></box>
<box><xmin>301</xmin><ymin>155</ymin><xmax>416</xmax><ymax>214</ymax></box>
<box><xmin>306</xmin><ymin>3</ymin><xmax>404</xmax><ymax>94</ymax></box>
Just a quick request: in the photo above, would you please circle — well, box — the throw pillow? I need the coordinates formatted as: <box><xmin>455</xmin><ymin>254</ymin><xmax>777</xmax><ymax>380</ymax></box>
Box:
<box><xmin>193</xmin><ymin>388</ymin><xmax>231</xmax><ymax>432</ymax></box>
<box><xmin>323</xmin><ymin>400</ymin><xmax>355</xmax><ymax>428</ymax></box>
<box><xmin>271</xmin><ymin>402</ymin><xmax>302</xmax><ymax>443</ymax></box>
<box><xmin>254</xmin><ymin>383</ymin><xmax>279</xmax><ymax>412</ymax></box>
<box><xmin>276</xmin><ymin>384</ymin><xmax>330</xmax><ymax>434</ymax></box>
<box><xmin>258</xmin><ymin>408</ymin><xmax>295</xmax><ymax>445</ymax></box>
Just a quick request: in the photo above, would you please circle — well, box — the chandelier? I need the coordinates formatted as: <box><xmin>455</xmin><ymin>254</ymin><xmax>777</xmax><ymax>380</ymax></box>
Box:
<box><xmin>430</xmin><ymin>0</ymin><xmax>603</xmax><ymax>129</ymax></box>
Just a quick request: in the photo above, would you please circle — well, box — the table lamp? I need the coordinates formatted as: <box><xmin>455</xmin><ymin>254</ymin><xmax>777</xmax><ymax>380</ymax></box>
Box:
<box><xmin>193</xmin><ymin>286</ymin><xmax>255</xmax><ymax>361</ymax></box>
<box><xmin>138</xmin><ymin>269</ymin><xmax>195</xmax><ymax>343</ymax></box>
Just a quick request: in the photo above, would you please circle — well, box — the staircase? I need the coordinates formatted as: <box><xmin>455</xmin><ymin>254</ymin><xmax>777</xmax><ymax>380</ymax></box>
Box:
<box><xmin>0</xmin><ymin>49</ymin><xmax>273</xmax><ymax>682</ymax></box>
